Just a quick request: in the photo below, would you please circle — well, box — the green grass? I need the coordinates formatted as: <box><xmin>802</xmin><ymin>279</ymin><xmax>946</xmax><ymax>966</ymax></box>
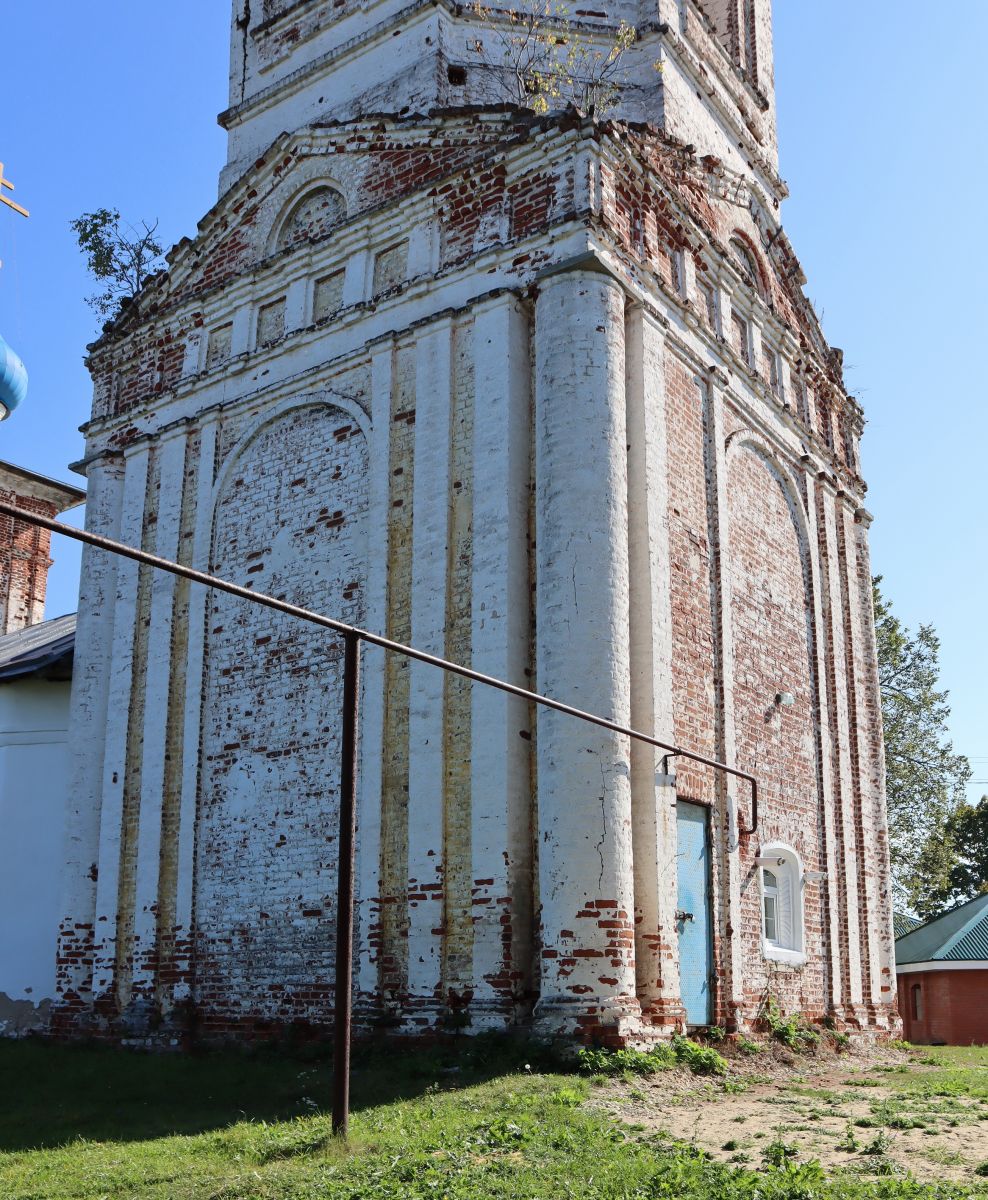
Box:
<box><xmin>895</xmin><ymin>1048</ymin><xmax>988</xmax><ymax>1102</ymax></box>
<box><xmin>1</xmin><ymin>1039</ymin><xmax>987</xmax><ymax>1199</ymax></box>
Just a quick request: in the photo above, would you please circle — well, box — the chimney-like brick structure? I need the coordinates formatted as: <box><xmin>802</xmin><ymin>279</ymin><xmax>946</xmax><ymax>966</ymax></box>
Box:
<box><xmin>0</xmin><ymin>462</ymin><xmax>86</xmax><ymax>634</ymax></box>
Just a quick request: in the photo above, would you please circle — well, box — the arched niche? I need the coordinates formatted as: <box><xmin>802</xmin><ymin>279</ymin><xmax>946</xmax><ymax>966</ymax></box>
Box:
<box><xmin>730</xmin><ymin>234</ymin><xmax>769</xmax><ymax>301</ymax></box>
<box><xmin>725</xmin><ymin>435</ymin><xmax>826</xmax><ymax>990</ymax></box>
<box><xmin>724</xmin><ymin>435</ymin><xmax>818</xmax><ymax>824</ymax></box>
<box><xmin>193</xmin><ymin>398</ymin><xmax>368</xmax><ymax>1022</ymax></box>
<box><xmin>275</xmin><ymin>185</ymin><xmax>346</xmax><ymax>253</ymax></box>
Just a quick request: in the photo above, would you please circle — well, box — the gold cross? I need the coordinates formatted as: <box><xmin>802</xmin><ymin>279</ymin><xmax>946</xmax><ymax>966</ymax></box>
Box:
<box><xmin>0</xmin><ymin>163</ymin><xmax>30</xmax><ymax>219</ymax></box>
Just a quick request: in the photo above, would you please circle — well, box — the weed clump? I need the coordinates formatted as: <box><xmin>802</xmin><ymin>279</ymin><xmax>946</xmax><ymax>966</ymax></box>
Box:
<box><xmin>672</xmin><ymin>1035</ymin><xmax>728</xmax><ymax>1076</ymax></box>
<box><xmin>577</xmin><ymin>1036</ymin><xmax>728</xmax><ymax>1079</ymax></box>
<box><xmin>763</xmin><ymin>1138</ymin><xmax>800</xmax><ymax>1167</ymax></box>
<box><xmin>863</xmin><ymin>1130</ymin><xmax>894</xmax><ymax>1156</ymax></box>
<box><xmin>577</xmin><ymin>1043</ymin><xmax>676</xmax><ymax>1077</ymax></box>
<box><xmin>761</xmin><ymin>997</ymin><xmax>821</xmax><ymax>1051</ymax></box>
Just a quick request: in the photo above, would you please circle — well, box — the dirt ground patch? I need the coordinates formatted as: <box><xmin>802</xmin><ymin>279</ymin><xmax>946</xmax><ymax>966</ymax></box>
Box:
<box><xmin>589</xmin><ymin>1043</ymin><xmax>988</xmax><ymax>1187</ymax></box>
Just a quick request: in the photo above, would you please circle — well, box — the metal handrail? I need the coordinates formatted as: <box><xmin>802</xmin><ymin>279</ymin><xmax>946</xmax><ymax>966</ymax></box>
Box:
<box><xmin>0</xmin><ymin>498</ymin><xmax>759</xmax><ymax>1133</ymax></box>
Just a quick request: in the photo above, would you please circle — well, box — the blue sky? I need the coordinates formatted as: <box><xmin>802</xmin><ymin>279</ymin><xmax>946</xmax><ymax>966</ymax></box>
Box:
<box><xmin>0</xmin><ymin>4</ymin><xmax>984</xmax><ymax>797</ymax></box>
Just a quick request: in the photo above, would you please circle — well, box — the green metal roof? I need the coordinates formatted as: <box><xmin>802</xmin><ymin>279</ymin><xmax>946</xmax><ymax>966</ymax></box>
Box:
<box><xmin>895</xmin><ymin>894</ymin><xmax>988</xmax><ymax>965</ymax></box>
<box><xmin>893</xmin><ymin>911</ymin><xmax>922</xmax><ymax>939</ymax></box>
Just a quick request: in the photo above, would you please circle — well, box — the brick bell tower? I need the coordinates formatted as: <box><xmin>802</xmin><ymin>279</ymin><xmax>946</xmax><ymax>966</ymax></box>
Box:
<box><xmin>0</xmin><ymin>463</ymin><xmax>85</xmax><ymax>635</ymax></box>
<box><xmin>222</xmin><ymin>0</ymin><xmax>780</xmax><ymax>194</ymax></box>
<box><xmin>61</xmin><ymin>0</ymin><xmax>898</xmax><ymax>1045</ymax></box>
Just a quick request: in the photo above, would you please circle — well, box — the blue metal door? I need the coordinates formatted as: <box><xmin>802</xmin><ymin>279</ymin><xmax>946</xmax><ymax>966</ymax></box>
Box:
<box><xmin>676</xmin><ymin>801</ymin><xmax>713</xmax><ymax>1026</ymax></box>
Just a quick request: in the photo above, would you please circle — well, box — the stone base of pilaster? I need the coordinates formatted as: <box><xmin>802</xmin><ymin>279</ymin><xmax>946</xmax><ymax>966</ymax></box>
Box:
<box><xmin>640</xmin><ymin>996</ymin><xmax>688</xmax><ymax>1034</ymax></box>
<box><xmin>532</xmin><ymin>993</ymin><xmax>660</xmax><ymax>1048</ymax></box>
<box><xmin>830</xmin><ymin>1002</ymin><xmax>902</xmax><ymax>1038</ymax></box>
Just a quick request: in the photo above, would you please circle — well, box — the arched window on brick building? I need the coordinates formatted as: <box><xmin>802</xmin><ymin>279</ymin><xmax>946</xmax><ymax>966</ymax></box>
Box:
<box><xmin>759</xmin><ymin>844</ymin><xmax>805</xmax><ymax>965</ymax></box>
<box><xmin>742</xmin><ymin>0</ymin><xmax>758</xmax><ymax>80</ymax></box>
<box><xmin>730</xmin><ymin>236</ymin><xmax>765</xmax><ymax>300</ymax></box>
<box><xmin>276</xmin><ymin>187</ymin><xmax>346</xmax><ymax>252</ymax></box>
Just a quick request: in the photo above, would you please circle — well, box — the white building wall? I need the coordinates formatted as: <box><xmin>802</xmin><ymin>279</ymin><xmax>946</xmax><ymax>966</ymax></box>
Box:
<box><xmin>0</xmin><ymin>680</ymin><xmax>72</xmax><ymax>1034</ymax></box>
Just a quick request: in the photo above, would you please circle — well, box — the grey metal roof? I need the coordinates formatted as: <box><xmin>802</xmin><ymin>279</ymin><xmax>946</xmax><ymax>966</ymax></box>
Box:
<box><xmin>0</xmin><ymin>460</ymin><xmax>85</xmax><ymax>508</ymax></box>
<box><xmin>895</xmin><ymin>893</ymin><xmax>988</xmax><ymax>965</ymax></box>
<box><xmin>0</xmin><ymin>613</ymin><xmax>76</xmax><ymax>682</ymax></box>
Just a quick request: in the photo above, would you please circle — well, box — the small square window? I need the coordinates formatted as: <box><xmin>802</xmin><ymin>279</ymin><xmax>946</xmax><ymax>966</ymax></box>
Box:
<box><xmin>313</xmin><ymin>270</ymin><xmax>345</xmax><ymax>324</ymax></box>
<box><xmin>206</xmin><ymin>324</ymin><xmax>233</xmax><ymax>369</ymax></box>
<box><xmin>257</xmin><ymin>298</ymin><xmax>286</xmax><ymax>348</ymax></box>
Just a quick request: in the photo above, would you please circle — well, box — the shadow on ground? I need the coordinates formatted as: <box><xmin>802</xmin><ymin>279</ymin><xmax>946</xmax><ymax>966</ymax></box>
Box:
<box><xmin>0</xmin><ymin>1034</ymin><xmax>557</xmax><ymax>1153</ymax></box>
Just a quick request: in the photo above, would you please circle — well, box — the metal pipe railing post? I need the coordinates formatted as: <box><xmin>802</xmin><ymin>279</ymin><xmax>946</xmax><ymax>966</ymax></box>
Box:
<box><xmin>332</xmin><ymin>629</ymin><xmax>360</xmax><ymax>1137</ymax></box>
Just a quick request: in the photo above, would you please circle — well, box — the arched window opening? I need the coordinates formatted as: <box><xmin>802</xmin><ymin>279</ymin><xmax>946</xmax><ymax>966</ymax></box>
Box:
<box><xmin>730</xmin><ymin>236</ymin><xmax>765</xmax><ymax>298</ymax></box>
<box><xmin>762</xmin><ymin>869</ymin><xmax>780</xmax><ymax>944</ymax></box>
<box><xmin>742</xmin><ymin>0</ymin><xmax>758</xmax><ymax>80</ymax></box>
<box><xmin>759</xmin><ymin>845</ymin><xmax>805</xmax><ymax>964</ymax></box>
<box><xmin>276</xmin><ymin>187</ymin><xmax>346</xmax><ymax>252</ymax></box>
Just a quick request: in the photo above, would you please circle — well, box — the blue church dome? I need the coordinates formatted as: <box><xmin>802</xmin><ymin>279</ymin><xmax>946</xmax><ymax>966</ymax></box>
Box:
<box><xmin>0</xmin><ymin>332</ymin><xmax>28</xmax><ymax>419</ymax></box>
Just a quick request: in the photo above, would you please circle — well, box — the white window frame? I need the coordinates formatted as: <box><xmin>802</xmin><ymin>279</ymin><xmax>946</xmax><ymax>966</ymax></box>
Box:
<box><xmin>759</xmin><ymin>843</ymin><xmax>806</xmax><ymax>966</ymax></box>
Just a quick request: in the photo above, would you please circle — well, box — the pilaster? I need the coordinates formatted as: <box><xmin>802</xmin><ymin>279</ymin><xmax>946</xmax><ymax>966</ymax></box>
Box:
<box><xmin>849</xmin><ymin>509</ymin><xmax>898</xmax><ymax>1025</ymax></box>
<box><xmin>89</xmin><ymin>444</ymin><xmax>151</xmax><ymax>1011</ymax></box>
<box><xmin>818</xmin><ymin>479</ymin><xmax>865</xmax><ymax>1016</ymax></box>
<box><xmin>405</xmin><ymin>318</ymin><xmax>454</xmax><ymax>1017</ymax></box>
<box><xmin>802</xmin><ymin>466</ymin><xmax>845</xmax><ymax>1017</ymax></box>
<box><xmin>704</xmin><ymin>373</ymin><xmax>744</xmax><ymax>1027</ymax></box>
<box><xmin>840</xmin><ymin>499</ymin><xmax>889</xmax><ymax>1018</ymax></box>
<box><xmin>626</xmin><ymin>305</ymin><xmax>684</xmax><ymax>1028</ymax></box>
<box><xmin>469</xmin><ymin>293</ymin><xmax>533</xmax><ymax>1026</ymax></box>
<box><xmin>56</xmin><ymin>452</ymin><xmax>126</xmax><ymax>1026</ymax></box>
<box><xmin>173</xmin><ymin>415</ymin><xmax>220</xmax><ymax>1003</ymax></box>
<box><xmin>532</xmin><ymin>268</ymin><xmax>641</xmax><ymax>1043</ymax></box>
<box><xmin>356</xmin><ymin>339</ymin><xmax>395</xmax><ymax>1009</ymax></box>
<box><xmin>130</xmin><ymin>428</ymin><xmax>190</xmax><ymax>1001</ymax></box>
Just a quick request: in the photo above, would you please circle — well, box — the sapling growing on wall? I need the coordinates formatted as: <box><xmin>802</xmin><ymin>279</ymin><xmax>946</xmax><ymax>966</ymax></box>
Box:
<box><xmin>71</xmin><ymin>208</ymin><xmax>165</xmax><ymax>320</ymax></box>
<box><xmin>469</xmin><ymin>2</ymin><xmax>639</xmax><ymax>115</ymax></box>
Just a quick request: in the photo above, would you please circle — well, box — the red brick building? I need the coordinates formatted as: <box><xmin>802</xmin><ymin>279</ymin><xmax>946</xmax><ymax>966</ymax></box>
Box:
<box><xmin>0</xmin><ymin>462</ymin><xmax>85</xmax><ymax>636</ymax></box>
<box><xmin>896</xmin><ymin>895</ymin><xmax>988</xmax><ymax>1045</ymax></box>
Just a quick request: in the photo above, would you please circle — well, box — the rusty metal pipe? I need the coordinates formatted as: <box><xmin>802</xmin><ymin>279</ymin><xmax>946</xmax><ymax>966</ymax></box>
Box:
<box><xmin>332</xmin><ymin>630</ymin><xmax>359</xmax><ymax>1137</ymax></box>
<box><xmin>0</xmin><ymin>501</ymin><xmax>758</xmax><ymax>824</ymax></box>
